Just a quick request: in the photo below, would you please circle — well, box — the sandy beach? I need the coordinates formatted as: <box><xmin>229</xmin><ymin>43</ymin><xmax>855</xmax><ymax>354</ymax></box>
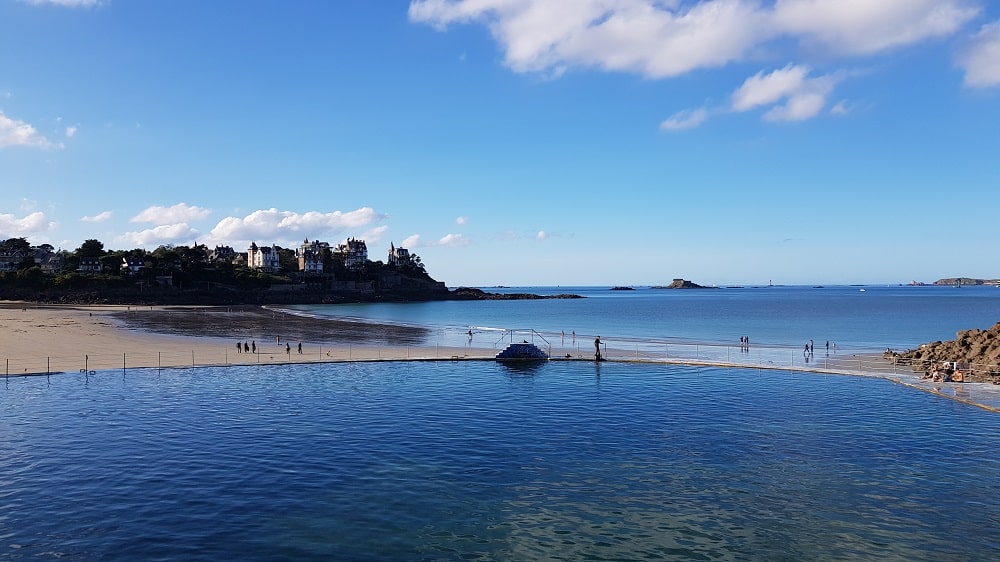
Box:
<box><xmin>0</xmin><ymin>303</ymin><xmax>495</xmax><ymax>375</ymax></box>
<box><xmin>4</xmin><ymin>301</ymin><xmax>999</xmax><ymax>413</ymax></box>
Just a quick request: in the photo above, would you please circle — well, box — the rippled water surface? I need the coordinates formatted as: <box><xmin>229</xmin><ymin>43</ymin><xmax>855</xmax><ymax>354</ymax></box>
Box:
<box><xmin>2</xmin><ymin>362</ymin><xmax>999</xmax><ymax>560</ymax></box>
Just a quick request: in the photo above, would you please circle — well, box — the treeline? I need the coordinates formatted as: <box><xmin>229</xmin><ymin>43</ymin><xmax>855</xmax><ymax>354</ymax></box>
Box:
<box><xmin>0</xmin><ymin>237</ymin><xmax>433</xmax><ymax>295</ymax></box>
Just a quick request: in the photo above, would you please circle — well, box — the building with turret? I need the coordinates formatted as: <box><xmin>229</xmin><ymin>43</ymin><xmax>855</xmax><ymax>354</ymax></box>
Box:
<box><xmin>387</xmin><ymin>242</ymin><xmax>410</xmax><ymax>267</ymax></box>
<box><xmin>297</xmin><ymin>239</ymin><xmax>328</xmax><ymax>273</ymax></box>
<box><xmin>334</xmin><ymin>238</ymin><xmax>368</xmax><ymax>270</ymax></box>
<box><xmin>248</xmin><ymin>242</ymin><xmax>281</xmax><ymax>273</ymax></box>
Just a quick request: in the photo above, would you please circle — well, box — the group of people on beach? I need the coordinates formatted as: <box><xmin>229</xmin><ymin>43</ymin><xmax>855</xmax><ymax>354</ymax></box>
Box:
<box><xmin>236</xmin><ymin>339</ymin><xmax>303</xmax><ymax>355</ymax></box>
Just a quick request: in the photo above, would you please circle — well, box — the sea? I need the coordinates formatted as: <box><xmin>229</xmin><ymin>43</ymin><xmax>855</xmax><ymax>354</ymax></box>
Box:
<box><xmin>2</xmin><ymin>285</ymin><xmax>1000</xmax><ymax>561</ymax></box>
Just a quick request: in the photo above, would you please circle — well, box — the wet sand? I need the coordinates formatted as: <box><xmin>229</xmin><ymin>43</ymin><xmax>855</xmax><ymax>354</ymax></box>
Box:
<box><xmin>0</xmin><ymin>303</ymin><xmax>494</xmax><ymax>374</ymax></box>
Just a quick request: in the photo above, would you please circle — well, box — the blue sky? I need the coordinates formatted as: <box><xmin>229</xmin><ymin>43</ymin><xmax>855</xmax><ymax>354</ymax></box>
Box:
<box><xmin>1</xmin><ymin>0</ymin><xmax>998</xmax><ymax>287</ymax></box>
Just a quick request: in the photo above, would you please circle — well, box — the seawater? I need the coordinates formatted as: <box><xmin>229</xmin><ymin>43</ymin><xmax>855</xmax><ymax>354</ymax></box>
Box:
<box><xmin>2</xmin><ymin>361</ymin><xmax>999</xmax><ymax>560</ymax></box>
<box><xmin>283</xmin><ymin>285</ymin><xmax>1000</xmax><ymax>351</ymax></box>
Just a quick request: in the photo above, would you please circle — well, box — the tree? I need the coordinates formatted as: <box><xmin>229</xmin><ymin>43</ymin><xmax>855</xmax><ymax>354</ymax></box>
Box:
<box><xmin>0</xmin><ymin>237</ymin><xmax>31</xmax><ymax>253</ymax></box>
<box><xmin>75</xmin><ymin>239</ymin><xmax>105</xmax><ymax>258</ymax></box>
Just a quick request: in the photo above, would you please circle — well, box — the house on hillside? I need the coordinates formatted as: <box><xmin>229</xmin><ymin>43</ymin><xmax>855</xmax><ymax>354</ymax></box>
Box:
<box><xmin>78</xmin><ymin>257</ymin><xmax>103</xmax><ymax>273</ymax></box>
<box><xmin>0</xmin><ymin>249</ymin><xmax>30</xmax><ymax>272</ymax></box>
<box><xmin>209</xmin><ymin>245</ymin><xmax>238</xmax><ymax>264</ymax></box>
<box><xmin>387</xmin><ymin>242</ymin><xmax>410</xmax><ymax>267</ymax></box>
<box><xmin>248</xmin><ymin>242</ymin><xmax>281</xmax><ymax>273</ymax></box>
<box><xmin>35</xmin><ymin>247</ymin><xmax>66</xmax><ymax>274</ymax></box>
<box><xmin>334</xmin><ymin>238</ymin><xmax>368</xmax><ymax>270</ymax></box>
<box><xmin>297</xmin><ymin>239</ymin><xmax>328</xmax><ymax>273</ymax></box>
<box><xmin>121</xmin><ymin>257</ymin><xmax>147</xmax><ymax>275</ymax></box>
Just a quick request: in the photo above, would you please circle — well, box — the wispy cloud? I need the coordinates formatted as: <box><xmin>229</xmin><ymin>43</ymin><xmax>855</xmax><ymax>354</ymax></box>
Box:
<box><xmin>131</xmin><ymin>203</ymin><xmax>211</xmax><ymax>224</ymax></box>
<box><xmin>0</xmin><ymin>111</ymin><xmax>62</xmax><ymax>149</ymax></box>
<box><xmin>81</xmin><ymin>211</ymin><xmax>113</xmax><ymax>223</ymax></box>
<box><xmin>660</xmin><ymin>107</ymin><xmax>710</xmax><ymax>131</ymax></box>
<box><xmin>958</xmin><ymin>21</ymin><xmax>1000</xmax><ymax>88</ymax></box>
<box><xmin>400</xmin><ymin>233</ymin><xmax>469</xmax><ymax>248</ymax></box>
<box><xmin>455</xmin><ymin>216</ymin><xmax>467</xmax><ymax>225</ymax></box>
<box><xmin>731</xmin><ymin>64</ymin><xmax>840</xmax><ymax>122</ymax></box>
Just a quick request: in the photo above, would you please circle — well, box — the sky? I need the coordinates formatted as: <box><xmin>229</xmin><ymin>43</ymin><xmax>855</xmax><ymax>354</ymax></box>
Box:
<box><xmin>1</xmin><ymin>0</ymin><xmax>998</xmax><ymax>287</ymax></box>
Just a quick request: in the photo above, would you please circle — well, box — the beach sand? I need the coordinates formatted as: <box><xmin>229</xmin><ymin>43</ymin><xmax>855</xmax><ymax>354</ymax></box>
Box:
<box><xmin>0</xmin><ymin>303</ymin><xmax>495</xmax><ymax>375</ymax></box>
<box><xmin>4</xmin><ymin>302</ymin><xmax>999</xmax><ymax>413</ymax></box>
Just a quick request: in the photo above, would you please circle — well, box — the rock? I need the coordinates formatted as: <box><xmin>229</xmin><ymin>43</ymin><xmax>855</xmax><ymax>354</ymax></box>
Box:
<box><xmin>894</xmin><ymin>322</ymin><xmax>1000</xmax><ymax>382</ymax></box>
<box><xmin>651</xmin><ymin>279</ymin><xmax>714</xmax><ymax>289</ymax></box>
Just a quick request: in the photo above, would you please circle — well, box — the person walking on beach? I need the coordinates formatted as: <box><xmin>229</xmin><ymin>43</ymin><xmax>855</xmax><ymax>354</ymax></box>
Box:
<box><xmin>244</xmin><ymin>341</ymin><xmax>249</xmax><ymax>353</ymax></box>
<box><xmin>286</xmin><ymin>342</ymin><xmax>291</xmax><ymax>357</ymax></box>
<box><xmin>297</xmin><ymin>342</ymin><xmax>302</xmax><ymax>354</ymax></box>
<box><xmin>236</xmin><ymin>341</ymin><xmax>242</xmax><ymax>353</ymax></box>
<box><xmin>251</xmin><ymin>341</ymin><xmax>256</xmax><ymax>354</ymax></box>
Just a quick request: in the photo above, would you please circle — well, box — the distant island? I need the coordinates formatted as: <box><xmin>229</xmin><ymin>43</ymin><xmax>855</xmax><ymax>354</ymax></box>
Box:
<box><xmin>651</xmin><ymin>279</ymin><xmax>713</xmax><ymax>289</ymax></box>
<box><xmin>932</xmin><ymin>277</ymin><xmax>1000</xmax><ymax>286</ymax></box>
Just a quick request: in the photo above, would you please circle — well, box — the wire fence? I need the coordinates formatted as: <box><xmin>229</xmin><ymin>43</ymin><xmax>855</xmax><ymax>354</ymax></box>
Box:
<box><xmin>4</xmin><ymin>333</ymin><xmax>998</xmax><ymax>381</ymax></box>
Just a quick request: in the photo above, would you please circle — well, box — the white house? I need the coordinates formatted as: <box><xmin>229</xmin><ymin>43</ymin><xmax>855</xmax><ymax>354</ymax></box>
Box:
<box><xmin>248</xmin><ymin>242</ymin><xmax>281</xmax><ymax>273</ymax></box>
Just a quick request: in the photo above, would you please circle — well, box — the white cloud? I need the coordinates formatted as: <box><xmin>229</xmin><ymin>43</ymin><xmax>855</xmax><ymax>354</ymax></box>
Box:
<box><xmin>206</xmin><ymin>207</ymin><xmax>387</xmax><ymax>246</ymax></box>
<box><xmin>660</xmin><ymin>107</ymin><xmax>710</xmax><ymax>131</ymax></box>
<box><xmin>0</xmin><ymin>111</ymin><xmax>62</xmax><ymax>149</ymax></box>
<box><xmin>81</xmin><ymin>211</ymin><xmax>113</xmax><ymax>223</ymax></box>
<box><xmin>772</xmin><ymin>0</ymin><xmax>980</xmax><ymax>56</ymax></box>
<box><xmin>0</xmin><ymin>211</ymin><xmax>56</xmax><ymax>236</ymax></box>
<box><xmin>411</xmin><ymin>0</ymin><xmax>768</xmax><ymax>79</ymax></box>
<box><xmin>65</xmin><ymin>126</ymin><xmax>77</xmax><ymax>138</ymax></box>
<box><xmin>536</xmin><ymin>230</ymin><xmax>548</xmax><ymax>240</ymax></box>
<box><xmin>116</xmin><ymin>223</ymin><xmax>200</xmax><ymax>247</ymax></box>
<box><xmin>959</xmin><ymin>21</ymin><xmax>1000</xmax><ymax>88</ymax></box>
<box><xmin>410</xmin><ymin>0</ymin><xmax>978</xmax><ymax>78</ymax></box>
<box><xmin>456</xmin><ymin>216</ymin><xmax>467</xmax><ymax>225</ymax></box>
<box><xmin>131</xmin><ymin>203</ymin><xmax>211</xmax><ymax>224</ymax></box>
<box><xmin>23</xmin><ymin>0</ymin><xmax>101</xmax><ymax>7</ymax></box>
<box><xmin>401</xmin><ymin>234</ymin><xmax>422</xmax><ymax>248</ymax></box>
<box><xmin>362</xmin><ymin>225</ymin><xmax>389</xmax><ymax>246</ymax></box>
<box><xmin>438</xmin><ymin>233</ymin><xmax>468</xmax><ymax>247</ymax></box>
<box><xmin>731</xmin><ymin>64</ymin><xmax>840</xmax><ymax>121</ymax></box>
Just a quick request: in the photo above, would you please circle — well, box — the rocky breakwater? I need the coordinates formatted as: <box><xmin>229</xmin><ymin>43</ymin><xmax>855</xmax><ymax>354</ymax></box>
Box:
<box><xmin>889</xmin><ymin>322</ymin><xmax>1000</xmax><ymax>383</ymax></box>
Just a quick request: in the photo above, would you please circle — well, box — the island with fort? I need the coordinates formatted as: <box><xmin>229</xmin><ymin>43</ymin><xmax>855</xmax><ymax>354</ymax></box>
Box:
<box><xmin>0</xmin><ymin>236</ymin><xmax>581</xmax><ymax>305</ymax></box>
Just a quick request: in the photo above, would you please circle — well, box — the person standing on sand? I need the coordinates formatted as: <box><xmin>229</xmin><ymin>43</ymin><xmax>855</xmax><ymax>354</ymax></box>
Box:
<box><xmin>297</xmin><ymin>342</ymin><xmax>302</xmax><ymax>354</ymax></box>
<box><xmin>595</xmin><ymin>336</ymin><xmax>602</xmax><ymax>360</ymax></box>
<box><xmin>251</xmin><ymin>341</ymin><xmax>256</xmax><ymax>354</ymax></box>
<box><xmin>244</xmin><ymin>341</ymin><xmax>249</xmax><ymax>353</ymax></box>
<box><xmin>286</xmin><ymin>342</ymin><xmax>291</xmax><ymax>357</ymax></box>
<box><xmin>236</xmin><ymin>341</ymin><xmax>242</xmax><ymax>354</ymax></box>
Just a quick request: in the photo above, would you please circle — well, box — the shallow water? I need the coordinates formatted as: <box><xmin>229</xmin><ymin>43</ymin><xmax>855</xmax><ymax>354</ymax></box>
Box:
<box><xmin>2</xmin><ymin>361</ymin><xmax>998</xmax><ymax>560</ymax></box>
<box><xmin>286</xmin><ymin>285</ymin><xmax>1000</xmax><ymax>351</ymax></box>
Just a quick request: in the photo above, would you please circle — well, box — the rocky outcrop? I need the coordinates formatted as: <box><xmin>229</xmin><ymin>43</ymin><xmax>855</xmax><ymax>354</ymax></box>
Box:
<box><xmin>891</xmin><ymin>323</ymin><xmax>1000</xmax><ymax>382</ymax></box>
<box><xmin>448</xmin><ymin>287</ymin><xmax>583</xmax><ymax>300</ymax></box>
<box><xmin>651</xmin><ymin>279</ymin><xmax>713</xmax><ymax>289</ymax></box>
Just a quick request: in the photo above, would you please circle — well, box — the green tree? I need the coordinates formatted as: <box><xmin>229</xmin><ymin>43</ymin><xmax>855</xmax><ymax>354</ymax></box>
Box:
<box><xmin>75</xmin><ymin>239</ymin><xmax>106</xmax><ymax>257</ymax></box>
